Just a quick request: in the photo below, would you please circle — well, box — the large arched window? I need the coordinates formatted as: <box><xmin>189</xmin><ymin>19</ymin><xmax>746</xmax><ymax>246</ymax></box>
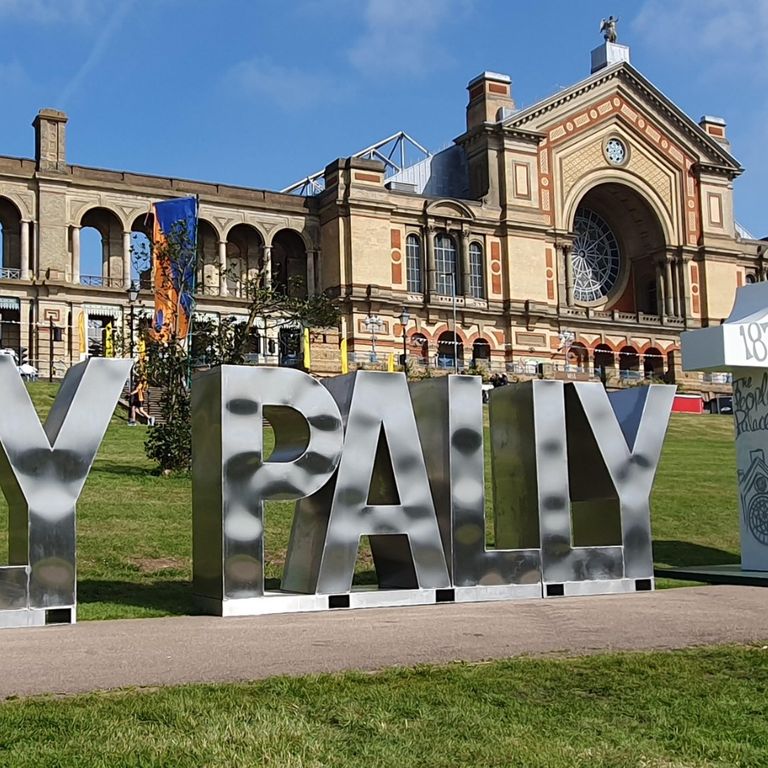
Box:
<box><xmin>571</xmin><ymin>207</ymin><xmax>621</xmax><ymax>303</ymax></box>
<box><xmin>435</xmin><ymin>233</ymin><xmax>458</xmax><ymax>295</ymax></box>
<box><xmin>406</xmin><ymin>234</ymin><xmax>422</xmax><ymax>293</ymax></box>
<box><xmin>469</xmin><ymin>242</ymin><xmax>484</xmax><ymax>298</ymax></box>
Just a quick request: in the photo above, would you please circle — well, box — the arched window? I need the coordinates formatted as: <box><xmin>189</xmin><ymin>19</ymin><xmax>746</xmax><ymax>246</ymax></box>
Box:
<box><xmin>406</xmin><ymin>234</ymin><xmax>422</xmax><ymax>293</ymax></box>
<box><xmin>469</xmin><ymin>242</ymin><xmax>484</xmax><ymax>298</ymax></box>
<box><xmin>435</xmin><ymin>233</ymin><xmax>458</xmax><ymax>296</ymax></box>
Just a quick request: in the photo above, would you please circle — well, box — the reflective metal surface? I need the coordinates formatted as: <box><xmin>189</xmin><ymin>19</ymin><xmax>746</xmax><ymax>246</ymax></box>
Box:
<box><xmin>411</xmin><ymin>375</ymin><xmax>540</xmax><ymax>591</ymax></box>
<box><xmin>567</xmin><ymin>384</ymin><xmax>675</xmax><ymax>580</ymax></box>
<box><xmin>192</xmin><ymin>366</ymin><xmax>344</xmax><ymax>601</ymax></box>
<box><xmin>284</xmin><ymin>371</ymin><xmax>450</xmax><ymax>594</ymax></box>
<box><xmin>0</xmin><ymin>356</ymin><xmax>131</xmax><ymax>620</ymax></box>
<box><xmin>192</xmin><ymin>370</ymin><xmax>675</xmax><ymax>616</ymax></box>
<box><xmin>490</xmin><ymin>380</ymin><xmax>673</xmax><ymax>591</ymax></box>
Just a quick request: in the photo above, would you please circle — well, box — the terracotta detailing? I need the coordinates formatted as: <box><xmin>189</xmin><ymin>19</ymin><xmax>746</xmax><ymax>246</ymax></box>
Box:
<box><xmin>490</xmin><ymin>241</ymin><xmax>502</xmax><ymax>295</ymax></box>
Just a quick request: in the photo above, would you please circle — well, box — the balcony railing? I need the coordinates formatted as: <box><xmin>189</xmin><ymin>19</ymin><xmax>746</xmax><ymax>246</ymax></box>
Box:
<box><xmin>80</xmin><ymin>275</ymin><xmax>124</xmax><ymax>288</ymax></box>
<box><xmin>195</xmin><ymin>284</ymin><xmax>221</xmax><ymax>297</ymax></box>
<box><xmin>0</xmin><ymin>267</ymin><xmax>21</xmax><ymax>280</ymax></box>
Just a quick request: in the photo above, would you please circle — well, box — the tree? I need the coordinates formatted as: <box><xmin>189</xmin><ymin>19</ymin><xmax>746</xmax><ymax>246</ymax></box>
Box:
<box><xmin>133</xmin><ymin>225</ymin><xmax>340</xmax><ymax>473</ymax></box>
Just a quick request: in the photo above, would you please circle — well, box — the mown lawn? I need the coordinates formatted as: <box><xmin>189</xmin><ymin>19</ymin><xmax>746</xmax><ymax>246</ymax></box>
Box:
<box><xmin>0</xmin><ymin>382</ymin><xmax>741</xmax><ymax>620</ymax></box>
<box><xmin>0</xmin><ymin>646</ymin><xmax>766</xmax><ymax>767</ymax></box>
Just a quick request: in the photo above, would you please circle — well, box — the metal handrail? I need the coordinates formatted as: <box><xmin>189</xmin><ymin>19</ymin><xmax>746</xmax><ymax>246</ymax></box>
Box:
<box><xmin>80</xmin><ymin>275</ymin><xmax>124</xmax><ymax>288</ymax></box>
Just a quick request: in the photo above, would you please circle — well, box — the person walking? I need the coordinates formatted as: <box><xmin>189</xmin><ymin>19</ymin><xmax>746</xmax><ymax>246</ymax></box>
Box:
<box><xmin>128</xmin><ymin>374</ymin><xmax>154</xmax><ymax>426</ymax></box>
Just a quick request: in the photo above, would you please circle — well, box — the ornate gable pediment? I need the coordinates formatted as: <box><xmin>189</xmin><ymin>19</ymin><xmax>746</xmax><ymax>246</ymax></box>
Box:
<box><xmin>504</xmin><ymin>63</ymin><xmax>741</xmax><ymax>173</ymax></box>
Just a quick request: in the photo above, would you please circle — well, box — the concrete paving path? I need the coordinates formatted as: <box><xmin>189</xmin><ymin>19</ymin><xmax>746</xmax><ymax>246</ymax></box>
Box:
<box><xmin>1</xmin><ymin>585</ymin><xmax>767</xmax><ymax>699</ymax></box>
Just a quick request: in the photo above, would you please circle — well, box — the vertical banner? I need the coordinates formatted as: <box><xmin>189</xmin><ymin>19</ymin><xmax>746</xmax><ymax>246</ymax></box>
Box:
<box><xmin>303</xmin><ymin>328</ymin><xmax>311</xmax><ymax>371</ymax></box>
<box><xmin>77</xmin><ymin>311</ymin><xmax>87</xmax><ymax>358</ymax></box>
<box><xmin>340</xmin><ymin>337</ymin><xmax>348</xmax><ymax>374</ymax></box>
<box><xmin>104</xmin><ymin>321</ymin><xmax>114</xmax><ymax>358</ymax></box>
<box><xmin>152</xmin><ymin>196</ymin><xmax>198</xmax><ymax>340</ymax></box>
<box><xmin>387</xmin><ymin>352</ymin><xmax>395</xmax><ymax>372</ymax></box>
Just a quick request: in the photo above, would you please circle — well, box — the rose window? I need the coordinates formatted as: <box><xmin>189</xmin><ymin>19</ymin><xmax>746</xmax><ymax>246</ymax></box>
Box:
<box><xmin>571</xmin><ymin>208</ymin><xmax>621</xmax><ymax>303</ymax></box>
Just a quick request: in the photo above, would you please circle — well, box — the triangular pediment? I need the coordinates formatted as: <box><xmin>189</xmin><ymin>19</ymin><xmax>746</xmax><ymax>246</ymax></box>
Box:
<box><xmin>503</xmin><ymin>62</ymin><xmax>741</xmax><ymax>174</ymax></box>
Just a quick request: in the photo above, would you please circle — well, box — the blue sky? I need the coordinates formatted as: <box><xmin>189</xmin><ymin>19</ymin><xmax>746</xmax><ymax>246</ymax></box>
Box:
<box><xmin>0</xmin><ymin>0</ymin><xmax>765</xmax><ymax>237</ymax></box>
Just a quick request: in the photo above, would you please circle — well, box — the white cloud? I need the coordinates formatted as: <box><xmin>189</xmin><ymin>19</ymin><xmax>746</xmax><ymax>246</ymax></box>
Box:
<box><xmin>633</xmin><ymin>0</ymin><xmax>768</xmax><ymax>78</ymax></box>
<box><xmin>228</xmin><ymin>57</ymin><xmax>350</xmax><ymax>112</ymax></box>
<box><xmin>347</xmin><ymin>0</ymin><xmax>472</xmax><ymax>78</ymax></box>
<box><xmin>57</xmin><ymin>0</ymin><xmax>135</xmax><ymax>105</ymax></box>
<box><xmin>0</xmin><ymin>0</ymin><xmax>104</xmax><ymax>23</ymax></box>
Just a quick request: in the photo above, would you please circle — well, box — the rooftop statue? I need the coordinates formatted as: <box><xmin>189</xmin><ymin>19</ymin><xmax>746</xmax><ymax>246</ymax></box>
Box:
<box><xmin>600</xmin><ymin>15</ymin><xmax>619</xmax><ymax>43</ymax></box>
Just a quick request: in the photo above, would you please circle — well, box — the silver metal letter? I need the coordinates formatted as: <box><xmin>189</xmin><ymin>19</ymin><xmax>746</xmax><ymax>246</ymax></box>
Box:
<box><xmin>0</xmin><ymin>356</ymin><xmax>131</xmax><ymax>627</ymax></box>
<box><xmin>283</xmin><ymin>371</ymin><xmax>450</xmax><ymax>594</ymax></box>
<box><xmin>411</xmin><ymin>375</ymin><xmax>541</xmax><ymax>598</ymax></box>
<box><xmin>565</xmin><ymin>384</ymin><xmax>675</xmax><ymax>581</ymax></box>
<box><xmin>192</xmin><ymin>366</ymin><xmax>344</xmax><ymax>608</ymax></box>
<box><xmin>490</xmin><ymin>380</ymin><xmax>672</xmax><ymax>596</ymax></box>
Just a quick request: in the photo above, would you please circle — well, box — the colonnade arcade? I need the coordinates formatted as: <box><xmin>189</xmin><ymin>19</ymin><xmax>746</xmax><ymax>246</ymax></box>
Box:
<box><xmin>568</xmin><ymin>340</ymin><xmax>669</xmax><ymax>380</ymax></box>
<box><xmin>62</xmin><ymin>206</ymin><xmax>318</xmax><ymax>298</ymax></box>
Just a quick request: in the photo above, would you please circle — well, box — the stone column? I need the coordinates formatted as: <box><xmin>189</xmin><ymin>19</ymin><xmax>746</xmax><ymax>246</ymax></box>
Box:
<box><xmin>671</xmin><ymin>259</ymin><xmax>680</xmax><ymax>318</ymax></box>
<box><xmin>315</xmin><ymin>247</ymin><xmax>323</xmax><ymax>293</ymax></box>
<box><xmin>426</xmin><ymin>225</ymin><xmax>437</xmax><ymax>295</ymax></box>
<box><xmin>678</xmin><ymin>253</ymin><xmax>691</xmax><ymax>320</ymax></box>
<box><xmin>262</xmin><ymin>245</ymin><xmax>272</xmax><ymax>289</ymax></box>
<box><xmin>20</xmin><ymin>221</ymin><xmax>30</xmax><ymax>281</ymax></box>
<box><xmin>461</xmin><ymin>228</ymin><xmax>471</xmax><ymax>297</ymax></box>
<box><xmin>123</xmin><ymin>231</ymin><xmax>132</xmax><ymax>289</ymax></box>
<box><xmin>655</xmin><ymin>261</ymin><xmax>664</xmax><ymax>316</ymax></box>
<box><xmin>564</xmin><ymin>246</ymin><xmax>574</xmax><ymax>306</ymax></box>
<box><xmin>218</xmin><ymin>240</ymin><xmax>228</xmax><ymax>297</ymax></box>
<box><xmin>664</xmin><ymin>256</ymin><xmax>674</xmax><ymax>317</ymax></box>
<box><xmin>306</xmin><ymin>249</ymin><xmax>315</xmax><ymax>295</ymax></box>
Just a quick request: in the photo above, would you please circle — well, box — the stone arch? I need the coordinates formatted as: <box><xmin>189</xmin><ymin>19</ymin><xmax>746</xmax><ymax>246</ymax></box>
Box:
<box><xmin>593</xmin><ymin>343</ymin><xmax>615</xmax><ymax>378</ymax></box>
<box><xmin>130</xmin><ymin>212</ymin><xmax>154</xmax><ymax>289</ymax></box>
<box><xmin>226</xmin><ymin>224</ymin><xmax>264</xmax><ymax>299</ymax></box>
<box><xmin>410</xmin><ymin>331</ymin><xmax>429</xmax><ymax>364</ymax></box>
<box><xmin>618</xmin><ymin>345</ymin><xmax>640</xmax><ymax>377</ymax></box>
<box><xmin>567</xmin><ymin>181</ymin><xmax>668</xmax><ymax>313</ymax></box>
<box><xmin>568</xmin><ymin>341</ymin><xmax>589</xmax><ymax>370</ymax></box>
<box><xmin>643</xmin><ymin>346</ymin><xmax>665</xmax><ymax>378</ymax></box>
<box><xmin>80</xmin><ymin>207</ymin><xmax>126</xmax><ymax>286</ymax></box>
<box><xmin>425</xmin><ymin>199</ymin><xmax>475</xmax><ymax>221</ymax></box>
<box><xmin>272</xmin><ymin>228</ymin><xmax>308</xmax><ymax>298</ymax></box>
<box><xmin>223</xmin><ymin>220</ymin><xmax>267</xmax><ymax>244</ymax></box>
<box><xmin>437</xmin><ymin>330</ymin><xmax>464</xmax><ymax>369</ymax></box>
<box><xmin>471</xmin><ymin>337</ymin><xmax>491</xmax><ymax>365</ymax></box>
<box><xmin>197</xmin><ymin>219</ymin><xmax>220</xmax><ymax>295</ymax></box>
<box><xmin>563</xmin><ymin>171</ymin><xmax>675</xmax><ymax>246</ymax></box>
<box><xmin>0</xmin><ymin>195</ymin><xmax>23</xmax><ymax>273</ymax></box>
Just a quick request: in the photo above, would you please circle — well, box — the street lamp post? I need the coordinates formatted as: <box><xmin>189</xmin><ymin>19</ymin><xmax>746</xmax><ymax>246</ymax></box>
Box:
<box><xmin>439</xmin><ymin>271</ymin><xmax>459</xmax><ymax>374</ymax></box>
<box><xmin>558</xmin><ymin>329</ymin><xmax>575</xmax><ymax>373</ymax></box>
<box><xmin>363</xmin><ymin>314</ymin><xmax>384</xmax><ymax>363</ymax></box>
<box><xmin>398</xmin><ymin>306</ymin><xmax>410</xmax><ymax>376</ymax></box>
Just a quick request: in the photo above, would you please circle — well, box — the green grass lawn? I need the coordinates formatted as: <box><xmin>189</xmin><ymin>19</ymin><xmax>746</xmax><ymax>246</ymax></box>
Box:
<box><xmin>0</xmin><ymin>382</ymin><xmax>741</xmax><ymax>620</ymax></box>
<box><xmin>0</xmin><ymin>646</ymin><xmax>766</xmax><ymax>767</ymax></box>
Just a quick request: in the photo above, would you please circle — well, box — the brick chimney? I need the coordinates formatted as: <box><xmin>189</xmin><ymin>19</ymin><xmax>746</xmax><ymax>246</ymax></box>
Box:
<box><xmin>33</xmin><ymin>108</ymin><xmax>68</xmax><ymax>172</ymax></box>
<box><xmin>466</xmin><ymin>72</ymin><xmax>514</xmax><ymax>131</ymax></box>
<box><xmin>699</xmin><ymin>115</ymin><xmax>730</xmax><ymax>150</ymax></box>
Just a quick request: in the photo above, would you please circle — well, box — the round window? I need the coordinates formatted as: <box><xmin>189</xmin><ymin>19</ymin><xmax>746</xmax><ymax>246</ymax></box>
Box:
<box><xmin>571</xmin><ymin>208</ymin><xmax>621</xmax><ymax>303</ymax></box>
<box><xmin>604</xmin><ymin>137</ymin><xmax>627</xmax><ymax>165</ymax></box>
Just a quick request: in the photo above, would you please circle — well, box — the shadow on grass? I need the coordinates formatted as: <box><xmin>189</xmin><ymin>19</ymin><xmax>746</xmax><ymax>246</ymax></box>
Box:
<box><xmin>653</xmin><ymin>539</ymin><xmax>739</xmax><ymax>567</ymax></box>
<box><xmin>79</xmin><ymin>568</ymin><xmax>385</xmax><ymax>617</ymax></box>
<box><xmin>78</xmin><ymin>579</ymin><xmax>196</xmax><ymax>616</ymax></box>
<box><xmin>91</xmin><ymin>462</ymin><xmax>155</xmax><ymax>478</ymax></box>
